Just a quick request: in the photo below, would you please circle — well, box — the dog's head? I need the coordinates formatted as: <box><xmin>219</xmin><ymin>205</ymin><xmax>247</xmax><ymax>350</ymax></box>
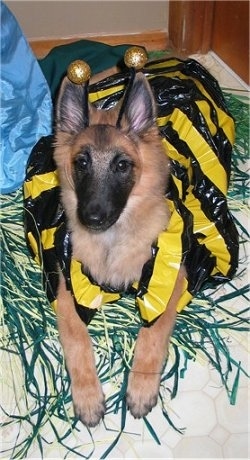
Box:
<box><xmin>55</xmin><ymin>72</ymin><xmax>168</xmax><ymax>232</ymax></box>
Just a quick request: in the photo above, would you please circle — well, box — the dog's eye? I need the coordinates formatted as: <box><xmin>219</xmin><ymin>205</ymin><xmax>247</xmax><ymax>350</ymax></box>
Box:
<box><xmin>75</xmin><ymin>151</ymin><xmax>90</xmax><ymax>170</ymax></box>
<box><xmin>115</xmin><ymin>158</ymin><xmax>133</xmax><ymax>174</ymax></box>
<box><xmin>117</xmin><ymin>160</ymin><xmax>129</xmax><ymax>172</ymax></box>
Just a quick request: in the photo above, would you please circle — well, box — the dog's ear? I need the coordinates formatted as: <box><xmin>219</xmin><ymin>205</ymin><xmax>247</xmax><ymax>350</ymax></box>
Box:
<box><xmin>56</xmin><ymin>77</ymin><xmax>88</xmax><ymax>134</ymax></box>
<box><xmin>123</xmin><ymin>73</ymin><xmax>156</xmax><ymax>135</ymax></box>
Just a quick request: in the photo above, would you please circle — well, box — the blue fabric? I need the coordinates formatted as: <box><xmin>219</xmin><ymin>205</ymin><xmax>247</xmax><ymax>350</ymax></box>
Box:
<box><xmin>0</xmin><ymin>2</ymin><xmax>52</xmax><ymax>194</ymax></box>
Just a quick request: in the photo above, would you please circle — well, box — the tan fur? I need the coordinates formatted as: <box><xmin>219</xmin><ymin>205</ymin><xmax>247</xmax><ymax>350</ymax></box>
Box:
<box><xmin>54</xmin><ymin>103</ymin><xmax>170</xmax><ymax>288</ymax></box>
<box><xmin>55</xmin><ymin>69</ymin><xmax>186</xmax><ymax>426</ymax></box>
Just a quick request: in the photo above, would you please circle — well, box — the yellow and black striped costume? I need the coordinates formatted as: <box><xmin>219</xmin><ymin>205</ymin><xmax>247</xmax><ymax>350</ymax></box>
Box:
<box><xmin>24</xmin><ymin>58</ymin><xmax>238</xmax><ymax>325</ymax></box>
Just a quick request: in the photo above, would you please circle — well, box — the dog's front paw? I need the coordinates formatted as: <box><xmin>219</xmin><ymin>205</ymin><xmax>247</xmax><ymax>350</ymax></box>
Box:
<box><xmin>126</xmin><ymin>370</ymin><xmax>161</xmax><ymax>418</ymax></box>
<box><xmin>72</xmin><ymin>378</ymin><xmax>106</xmax><ymax>427</ymax></box>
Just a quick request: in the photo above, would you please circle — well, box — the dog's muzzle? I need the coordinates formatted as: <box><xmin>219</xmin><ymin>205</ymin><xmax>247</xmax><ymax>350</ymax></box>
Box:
<box><xmin>78</xmin><ymin>207</ymin><xmax>120</xmax><ymax>232</ymax></box>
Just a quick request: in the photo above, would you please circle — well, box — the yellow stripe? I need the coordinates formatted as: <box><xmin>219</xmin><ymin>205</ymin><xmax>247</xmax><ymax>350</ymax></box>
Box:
<box><xmin>185</xmin><ymin>187</ymin><xmax>231</xmax><ymax>275</ymax></box>
<box><xmin>148</xmin><ymin>63</ymin><xmax>235</xmax><ymax>143</ymax></box>
<box><xmin>27</xmin><ymin>227</ymin><xmax>57</xmax><ymax>264</ymax></box>
<box><xmin>92</xmin><ymin>61</ymin><xmax>234</xmax><ymax>143</ymax></box>
<box><xmin>217</xmin><ymin>108</ymin><xmax>234</xmax><ymax>144</ymax></box>
<box><xmin>162</xmin><ymin>138</ymin><xmax>191</xmax><ymax>175</ymax></box>
<box><xmin>161</xmin><ymin>110</ymin><xmax>231</xmax><ymax>273</ymax></box>
<box><xmin>147</xmin><ymin>58</ymin><xmax>183</xmax><ymax>71</ymax></box>
<box><xmin>176</xmin><ymin>287</ymin><xmax>193</xmax><ymax>313</ymax></box>
<box><xmin>195</xmin><ymin>100</ymin><xmax>217</xmax><ymax>136</ymax></box>
<box><xmin>195</xmin><ymin>98</ymin><xmax>234</xmax><ymax>149</ymax></box>
<box><xmin>24</xmin><ymin>171</ymin><xmax>59</xmax><ymax>200</ymax></box>
<box><xmin>70</xmin><ymin>259</ymin><xmax>120</xmax><ymax>309</ymax></box>
<box><xmin>89</xmin><ymin>84</ymin><xmax>124</xmax><ymax>103</ymax></box>
<box><xmin>171</xmin><ymin>171</ymin><xmax>185</xmax><ymax>198</ymax></box>
<box><xmin>187</xmin><ymin>77</ymin><xmax>235</xmax><ymax>143</ymax></box>
<box><xmin>27</xmin><ymin>231</ymin><xmax>40</xmax><ymax>265</ymax></box>
<box><xmin>51</xmin><ymin>299</ymin><xmax>57</xmax><ymax>312</ymax></box>
<box><xmin>89</xmin><ymin>62</ymin><xmax>183</xmax><ymax>103</ymax></box>
<box><xmin>147</xmin><ymin>70</ymin><xmax>190</xmax><ymax>84</ymax></box>
<box><xmin>138</xmin><ymin>208</ymin><xmax>184</xmax><ymax>323</ymax></box>
<box><xmin>159</xmin><ymin>108</ymin><xmax>228</xmax><ymax>194</ymax></box>
<box><xmin>41</xmin><ymin>227</ymin><xmax>57</xmax><ymax>250</ymax></box>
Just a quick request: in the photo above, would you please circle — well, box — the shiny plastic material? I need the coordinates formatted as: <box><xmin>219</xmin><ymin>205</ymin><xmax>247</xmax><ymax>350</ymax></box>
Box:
<box><xmin>1</xmin><ymin>3</ymin><xmax>52</xmax><ymax>193</ymax></box>
<box><xmin>24</xmin><ymin>57</ymin><xmax>238</xmax><ymax>325</ymax></box>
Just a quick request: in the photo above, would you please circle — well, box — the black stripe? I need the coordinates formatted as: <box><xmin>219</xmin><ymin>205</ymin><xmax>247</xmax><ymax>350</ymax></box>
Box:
<box><xmin>191</xmin><ymin>158</ymin><xmax>239</xmax><ymax>277</ymax></box>
<box><xmin>26</xmin><ymin>135</ymin><xmax>56</xmax><ymax>178</ymax></box>
<box><xmin>25</xmin><ymin>187</ymin><xmax>63</xmax><ymax>230</ymax></box>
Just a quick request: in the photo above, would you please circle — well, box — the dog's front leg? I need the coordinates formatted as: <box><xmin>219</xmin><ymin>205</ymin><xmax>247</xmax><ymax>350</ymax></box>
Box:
<box><xmin>57</xmin><ymin>274</ymin><xmax>105</xmax><ymax>427</ymax></box>
<box><xmin>126</xmin><ymin>267</ymin><xmax>186</xmax><ymax>418</ymax></box>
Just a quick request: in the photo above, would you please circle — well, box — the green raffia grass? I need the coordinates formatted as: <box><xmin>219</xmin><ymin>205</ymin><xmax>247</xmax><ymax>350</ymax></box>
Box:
<box><xmin>0</xmin><ymin>93</ymin><xmax>249</xmax><ymax>458</ymax></box>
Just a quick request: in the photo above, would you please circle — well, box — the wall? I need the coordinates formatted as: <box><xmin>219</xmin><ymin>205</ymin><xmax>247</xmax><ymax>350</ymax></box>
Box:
<box><xmin>5</xmin><ymin>1</ymin><xmax>168</xmax><ymax>40</ymax></box>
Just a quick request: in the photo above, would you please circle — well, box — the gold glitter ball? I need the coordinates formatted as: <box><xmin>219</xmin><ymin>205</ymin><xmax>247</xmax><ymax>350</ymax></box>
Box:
<box><xmin>124</xmin><ymin>46</ymin><xmax>148</xmax><ymax>70</ymax></box>
<box><xmin>67</xmin><ymin>60</ymin><xmax>91</xmax><ymax>84</ymax></box>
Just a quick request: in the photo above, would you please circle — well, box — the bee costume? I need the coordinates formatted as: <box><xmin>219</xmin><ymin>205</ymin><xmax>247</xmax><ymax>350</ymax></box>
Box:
<box><xmin>24</xmin><ymin>47</ymin><xmax>239</xmax><ymax>325</ymax></box>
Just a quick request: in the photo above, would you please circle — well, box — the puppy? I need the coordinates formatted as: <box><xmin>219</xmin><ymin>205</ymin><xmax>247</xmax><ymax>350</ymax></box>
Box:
<box><xmin>54</xmin><ymin>69</ymin><xmax>186</xmax><ymax>427</ymax></box>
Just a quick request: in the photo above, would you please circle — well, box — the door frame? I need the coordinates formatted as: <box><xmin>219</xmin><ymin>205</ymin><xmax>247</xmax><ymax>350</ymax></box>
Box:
<box><xmin>168</xmin><ymin>0</ymin><xmax>215</xmax><ymax>55</ymax></box>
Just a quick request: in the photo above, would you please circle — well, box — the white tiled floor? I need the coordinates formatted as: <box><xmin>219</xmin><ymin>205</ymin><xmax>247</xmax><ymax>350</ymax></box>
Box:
<box><xmin>190</xmin><ymin>51</ymin><xmax>249</xmax><ymax>93</ymax></box>
<box><xmin>1</xmin><ymin>52</ymin><xmax>249</xmax><ymax>459</ymax></box>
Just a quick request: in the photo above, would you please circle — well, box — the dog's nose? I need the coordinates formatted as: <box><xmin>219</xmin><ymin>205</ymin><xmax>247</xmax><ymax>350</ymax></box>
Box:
<box><xmin>78</xmin><ymin>205</ymin><xmax>116</xmax><ymax>231</ymax></box>
<box><xmin>81</xmin><ymin>207</ymin><xmax>107</xmax><ymax>229</ymax></box>
<box><xmin>78</xmin><ymin>202</ymin><xmax>109</xmax><ymax>229</ymax></box>
<box><xmin>86</xmin><ymin>212</ymin><xmax>104</xmax><ymax>226</ymax></box>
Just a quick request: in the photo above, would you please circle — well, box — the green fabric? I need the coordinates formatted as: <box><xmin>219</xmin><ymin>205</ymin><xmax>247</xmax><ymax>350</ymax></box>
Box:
<box><xmin>39</xmin><ymin>40</ymin><xmax>134</xmax><ymax>99</ymax></box>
